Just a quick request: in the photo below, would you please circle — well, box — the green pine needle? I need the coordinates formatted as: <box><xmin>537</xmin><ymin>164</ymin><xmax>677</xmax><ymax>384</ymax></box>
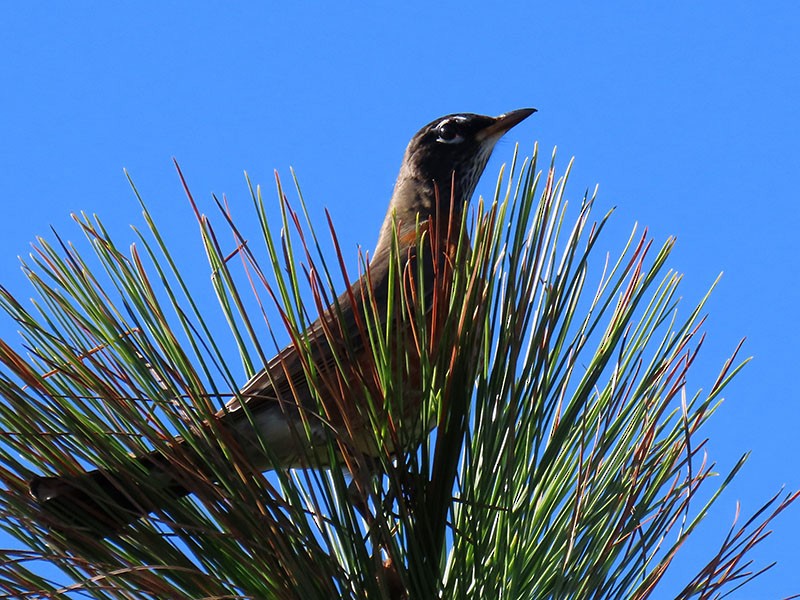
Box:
<box><xmin>0</xmin><ymin>146</ymin><xmax>794</xmax><ymax>599</ymax></box>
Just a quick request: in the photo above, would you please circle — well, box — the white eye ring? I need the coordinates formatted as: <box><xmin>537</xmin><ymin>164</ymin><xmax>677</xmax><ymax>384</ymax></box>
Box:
<box><xmin>436</xmin><ymin>119</ymin><xmax>465</xmax><ymax>144</ymax></box>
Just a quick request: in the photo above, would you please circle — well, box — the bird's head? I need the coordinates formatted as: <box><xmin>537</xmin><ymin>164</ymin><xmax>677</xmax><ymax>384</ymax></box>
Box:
<box><xmin>396</xmin><ymin>108</ymin><xmax>536</xmax><ymax>215</ymax></box>
<box><xmin>373</xmin><ymin>108</ymin><xmax>535</xmax><ymax>259</ymax></box>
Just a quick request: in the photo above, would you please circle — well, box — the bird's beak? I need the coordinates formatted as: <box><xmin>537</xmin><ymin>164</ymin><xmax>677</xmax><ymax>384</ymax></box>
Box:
<box><xmin>477</xmin><ymin>107</ymin><xmax>537</xmax><ymax>141</ymax></box>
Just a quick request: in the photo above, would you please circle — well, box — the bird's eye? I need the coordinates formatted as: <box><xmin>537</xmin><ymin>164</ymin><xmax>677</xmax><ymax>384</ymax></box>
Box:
<box><xmin>436</xmin><ymin>120</ymin><xmax>464</xmax><ymax>144</ymax></box>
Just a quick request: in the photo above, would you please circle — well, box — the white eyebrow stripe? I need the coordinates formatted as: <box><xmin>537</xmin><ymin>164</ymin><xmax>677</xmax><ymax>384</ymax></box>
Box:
<box><xmin>436</xmin><ymin>115</ymin><xmax>468</xmax><ymax>128</ymax></box>
<box><xmin>438</xmin><ymin>115</ymin><xmax>469</xmax><ymax>128</ymax></box>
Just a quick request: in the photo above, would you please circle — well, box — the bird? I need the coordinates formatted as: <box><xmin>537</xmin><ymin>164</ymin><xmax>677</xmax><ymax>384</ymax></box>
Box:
<box><xmin>28</xmin><ymin>108</ymin><xmax>536</xmax><ymax>537</ymax></box>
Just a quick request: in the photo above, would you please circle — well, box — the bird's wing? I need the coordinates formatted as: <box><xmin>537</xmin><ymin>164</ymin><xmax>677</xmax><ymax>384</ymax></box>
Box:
<box><xmin>217</xmin><ymin>270</ymin><xmax>375</xmax><ymax>422</ymax></box>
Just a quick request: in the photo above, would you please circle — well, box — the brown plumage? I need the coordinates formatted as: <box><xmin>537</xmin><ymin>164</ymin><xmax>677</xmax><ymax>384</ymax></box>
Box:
<box><xmin>29</xmin><ymin>108</ymin><xmax>535</xmax><ymax>536</ymax></box>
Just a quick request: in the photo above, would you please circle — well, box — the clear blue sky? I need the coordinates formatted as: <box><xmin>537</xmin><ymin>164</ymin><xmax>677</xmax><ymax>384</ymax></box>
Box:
<box><xmin>1</xmin><ymin>3</ymin><xmax>798</xmax><ymax>597</ymax></box>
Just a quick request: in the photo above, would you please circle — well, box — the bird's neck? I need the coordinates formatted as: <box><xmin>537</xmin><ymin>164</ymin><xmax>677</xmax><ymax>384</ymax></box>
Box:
<box><xmin>373</xmin><ymin>172</ymin><xmax>460</xmax><ymax>261</ymax></box>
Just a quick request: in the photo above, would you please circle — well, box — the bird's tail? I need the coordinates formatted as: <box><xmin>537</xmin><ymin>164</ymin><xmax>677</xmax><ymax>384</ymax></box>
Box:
<box><xmin>28</xmin><ymin>452</ymin><xmax>189</xmax><ymax>538</ymax></box>
<box><xmin>27</xmin><ymin>408</ymin><xmax>401</xmax><ymax>538</ymax></box>
<box><xmin>26</xmin><ymin>403</ymin><xmax>324</xmax><ymax>538</ymax></box>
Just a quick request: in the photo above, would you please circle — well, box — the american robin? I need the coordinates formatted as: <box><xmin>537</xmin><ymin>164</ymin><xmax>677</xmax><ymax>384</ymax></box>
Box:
<box><xmin>28</xmin><ymin>108</ymin><xmax>535</xmax><ymax>535</ymax></box>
